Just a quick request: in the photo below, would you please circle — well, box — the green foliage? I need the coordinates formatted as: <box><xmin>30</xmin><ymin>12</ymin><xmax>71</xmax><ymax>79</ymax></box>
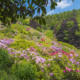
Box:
<box><xmin>0</xmin><ymin>12</ymin><xmax>80</xmax><ymax>80</ymax></box>
<box><xmin>65</xmin><ymin>72</ymin><xmax>80</xmax><ymax>80</ymax></box>
<box><xmin>44</xmin><ymin>30</ymin><xmax>54</xmax><ymax>39</ymax></box>
<box><xmin>0</xmin><ymin>70</ymin><xmax>9</xmax><ymax>80</ymax></box>
<box><xmin>0</xmin><ymin>71</ymin><xmax>17</xmax><ymax>80</ymax></box>
<box><xmin>2</xmin><ymin>27</ymin><xmax>16</xmax><ymax>38</ymax></box>
<box><xmin>0</xmin><ymin>70</ymin><xmax>19</xmax><ymax>80</ymax></box>
<box><xmin>22</xmin><ymin>18</ymin><xmax>30</xmax><ymax>25</ymax></box>
<box><xmin>11</xmin><ymin>60</ymin><xmax>37</xmax><ymax>80</ymax></box>
<box><xmin>75</xmin><ymin>31</ymin><xmax>80</xmax><ymax>36</ymax></box>
<box><xmin>66</xmin><ymin>21</ymin><xmax>74</xmax><ymax>28</ymax></box>
<box><xmin>0</xmin><ymin>0</ymin><xmax>63</xmax><ymax>25</ymax></box>
<box><xmin>59</xmin><ymin>41</ymin><xmax>77</xmax><ymax>52</ymax></box>
<box><xmin>0</xmin><ymin>48</ymin><xmax>13</xmax><ymax>71</ymax></box>
<box><xmin>42</xmin><ymin>9</ymin><xmax>80</xmax><ymax>48</ymax></box>
<box><xmin>10</xmin><ymin>39</ymin><xmax>37</xmax><ymax>50</ymax></box>
<box><xmin>36</xmin><ymin>26</ymin><xmax>42</xmax><ymax>32</ymax></box>
<box><xmin>51</xmin><ymin>63</ymin><xmax>64</xmax><ymax>80</ymax></box>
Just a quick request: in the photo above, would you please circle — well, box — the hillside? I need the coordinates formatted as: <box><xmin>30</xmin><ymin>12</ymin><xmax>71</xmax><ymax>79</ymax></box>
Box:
<box><xmin>0</xmin><ymin>23</ymin><xmax>80</xmax><ymax>80</ymax></box>
<box><xmin>42</xmin><ymin>9</ymin><xmax>80</xmax><ymax>48</ymax></box>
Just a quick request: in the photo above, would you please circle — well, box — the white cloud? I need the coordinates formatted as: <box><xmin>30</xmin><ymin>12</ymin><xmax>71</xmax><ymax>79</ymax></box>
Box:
<box><xmin>46</xmin><ymin>10</ymin><xmax>54</xmax><ymax>15</ymax></box>
<box><xmin>57</xmin><ymin>0</ymin><xmax>72</xmax><ymax>9</ymax></box>
<box><xmin>47</xmin><ymin>0</ymin><xmax>72</xmax><ymax>15</ymax></box>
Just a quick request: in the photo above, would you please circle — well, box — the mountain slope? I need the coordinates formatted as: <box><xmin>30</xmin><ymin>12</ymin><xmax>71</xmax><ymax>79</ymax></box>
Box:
<box><xmin>42</xmin><ymin>9</ymin><xmax>80</xmax><ymax>48</ymax></box>
<box><xmin>0</xmin><ymin>22</ymin><xmax>80</xmax><ymax>80</ymax></box>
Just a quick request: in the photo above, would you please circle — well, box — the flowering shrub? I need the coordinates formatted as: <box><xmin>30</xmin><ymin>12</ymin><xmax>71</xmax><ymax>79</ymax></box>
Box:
<box><xmin>0</xmin><ymin>25</ymin><xmax>80</xmax><ymax>80</ymax></box>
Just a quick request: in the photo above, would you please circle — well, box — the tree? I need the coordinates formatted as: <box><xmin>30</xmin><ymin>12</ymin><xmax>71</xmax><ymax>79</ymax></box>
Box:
<box><xmin>0</xmin><ymin>0</ymin><xmax>73</xmax><ymax>25</ymax></box>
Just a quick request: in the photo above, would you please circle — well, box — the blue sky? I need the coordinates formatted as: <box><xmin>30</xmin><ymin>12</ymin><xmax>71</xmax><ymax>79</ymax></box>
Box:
<box><xmin>46</xmin><ymin>0</ymin><xmax>80</xmax><ymax>15</ymax></box>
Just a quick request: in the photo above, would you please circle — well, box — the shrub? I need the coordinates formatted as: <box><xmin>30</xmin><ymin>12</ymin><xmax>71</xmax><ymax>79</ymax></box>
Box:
<box><xmin>10</xmin><ymin>39</ymin><xmax>37</xmax><ymax>50</ymax></box>
<box><xmin>22</xmin><ymin>18</ymin><xmax>30</xmax><ymax>25</ymax></box>
<box><xmin>75</xmin><ymin>31</ymin><xmax>80</xmax><ymax>37</ymax></box>
<box><xmin>0</xmin><ymin>70</ymin><xmax>9</xmax><ymax>80</ymax></box>
<box><xmin>65</xmin><ymin>72</ymin><xmax>80</xmax><ymax>80</ymax></box>
<box><xmin>11</xmin><ymin>60</ymin><xmax>37</xmax><ymax>80</ymax></box>
<box><xmin>0</xmin><ymin>70</ymin><xmax>19</xmax><ymax>80</ymax></box>
<box><xmin>0</xmin><ymin>48</ymin><xmax>13</xmax><ymax>71</ymax></box>
<box><xmin>59</xmin><ymin>41</ymin><xmax>76</xmax><ymax>50</ymax></box>
<box><xmin>45</xmin><ymin>30</ymin><xmax>54</xmax><ymax>39</ymax></box>
<box><xmin>36</xmin><ymin>26</ymin><xmax>42</xmax><ymax>32</ymax></box>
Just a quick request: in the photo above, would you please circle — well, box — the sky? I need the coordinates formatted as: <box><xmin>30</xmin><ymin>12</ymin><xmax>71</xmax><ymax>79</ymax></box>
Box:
<box><xmin>46</xmin><ymin>0</ymin><xmax>80</xmax><ymax>15</ymax></box>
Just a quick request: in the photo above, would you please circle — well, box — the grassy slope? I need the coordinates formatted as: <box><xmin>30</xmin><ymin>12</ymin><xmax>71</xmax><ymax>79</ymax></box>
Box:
<box><xmin>0</xmin><ymin>23</ymin><xmax>80</xmax><ymax>80</ymax></box>
<box><xmin>0</xmin><ymin>23</ymin><xmax>79</xmax><ymax>53</ymax></box>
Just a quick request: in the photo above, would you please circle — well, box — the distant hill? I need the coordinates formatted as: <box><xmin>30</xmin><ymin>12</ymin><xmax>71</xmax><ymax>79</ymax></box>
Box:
<box><xmin>42</xmin><ymin>9</ymin><xmax>80</xmax><ymax>48</ymax></box>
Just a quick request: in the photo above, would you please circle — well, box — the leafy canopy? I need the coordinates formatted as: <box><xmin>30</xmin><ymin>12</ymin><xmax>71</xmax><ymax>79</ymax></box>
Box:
<box><xmin>0</xmin><ymin>0</ymin><xmax>73</xmax><ymax>24</ymax></box>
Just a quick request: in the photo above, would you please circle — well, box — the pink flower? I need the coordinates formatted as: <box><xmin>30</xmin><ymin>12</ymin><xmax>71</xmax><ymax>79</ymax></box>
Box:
<box><xmin>62</xmin><ymin>50</ymin><xmax>69</xmax><ymax>56</ymax></box>
<box><xmin>37</xmin><ymin>43</ymin><xmax>42</xmax><ymax>46</ymax></box>
<box><xmin>65</xmin><ymin>67</ymin><xmax>72</xmax><ymax>72</ymax></box>
<box><xmin>76</xmin><ymin>70</ymin><xmax>80</xmax><ymax>72</ymax></box>
<box><xmin>26</xmin><ymin>27</ymin><xmax>31</xmax><ymax>31</ymax></box>
<box><xmin>63</xmin><ymin>70</ymin><xmax>66</xmax><ymax>73</ymax></box>
<box><xmin>49</xmin><ymin>51</ymin><xmax>58</xmax><ymax>56</ymax></box>
<box><xmin>47</xmin><ymin>64</ymin><xmax>50</xmax><ymax>67</ymax></box>
<box><xmin>41</xmin><ymin>38</ymin><xmax>45</xmax><ymax>41</ymax></box>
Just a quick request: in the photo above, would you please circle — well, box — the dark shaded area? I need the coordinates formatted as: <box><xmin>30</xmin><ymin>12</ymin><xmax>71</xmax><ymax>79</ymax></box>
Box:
<box><xmin>56</xmin><ymin>18</ymin><xmax>80</xmax><ymax>48</ymax></box>
<box><xmin>30</xmin><ymin>19</ymin><xmax>42</xmax><ymax>29</ymax></box>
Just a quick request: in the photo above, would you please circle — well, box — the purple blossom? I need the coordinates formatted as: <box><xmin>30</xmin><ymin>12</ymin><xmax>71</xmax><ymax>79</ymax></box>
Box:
<box><xmin>52</xmin><ymin>41</ymin><xmax>57</xmax><ymax>45</ymax></box>
<box><xmin>0</xmin><ymin>39</ymin><xmax>14</xmax><ymax>45</ymax></box>
<box><xmin>51</xmin><ymin>46</ymin><xmax>62</xmax><ymax>51</ymax></box>
<box><xmin>30</xmin><ymin>47</ymin><xmax>36</xmax><ymax>51</ymax></box>
<box><xmin>35</xmin><ymin>56</ymin><xmax>41</xmax><ymax>64</ymax></box>
<box><xmin>69</xmin><ymin>58</ymin><xmax>75</xmax><ymax>64</ymax></box>
<box><xmin>0</xmin><ymin>42</ymin><xmax>7</xmax><ymax>48</ymax></box>
<box><xmin>58</xmin><ymin>54</ymin><xmax>62</xmax><ymax>57</ymax></box>
<box><xmin>49</xmin><ymin>73</ymin><xmax>53</xmax><ymax>76</ymax></box>
<box><xmin>75</xmin><ymin>54</ymin><xmax>79</xmax><ymax>57</ymax></box>
<box><xmin>10</xmin><ymin>52</ymin><xmax>15</xmax><ymax>54</ymax></box>
<box><xmin>76</xmin><ymin>62</ymin><xmax>79</xmax><ymax>65</ymax></box>
<box><xmin>20</xmin><ymin>53</ymin><xmax>24</xmax><ymax>57</ymax></box>
<box><xmin>24</xmin><ymin>54</ymin><xmax>29</xmax><ymax>59</ymax></box>
<box><xmin>70</xmin><ymin>54</ymin><xmax>73</xmax><ymax>57</ymax></box>
<box><xmin>35</xmin><ymin>56</ymin><xmax>46</xmax><ymax>64</ymax></box>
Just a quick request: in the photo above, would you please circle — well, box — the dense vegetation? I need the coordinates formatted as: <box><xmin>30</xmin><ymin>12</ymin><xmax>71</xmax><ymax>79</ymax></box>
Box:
<box><xmin>0</xmin><ymin>1</ymin><xmax>80</xmax><ymax>79</ymax></box>
<box><xmin>42</xmin><ymin>9</ymin><xmax>80</xmax><ymax>48</ymax></box>
<box><xmin>0</xmin><ymin>0</ymin><xmax>60</xmax><ymax>25</ymax></box>
<box><xmin>0</xmin><ymin>21</ymin><xmax>80</xmax><ymax>80</ymax></box>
